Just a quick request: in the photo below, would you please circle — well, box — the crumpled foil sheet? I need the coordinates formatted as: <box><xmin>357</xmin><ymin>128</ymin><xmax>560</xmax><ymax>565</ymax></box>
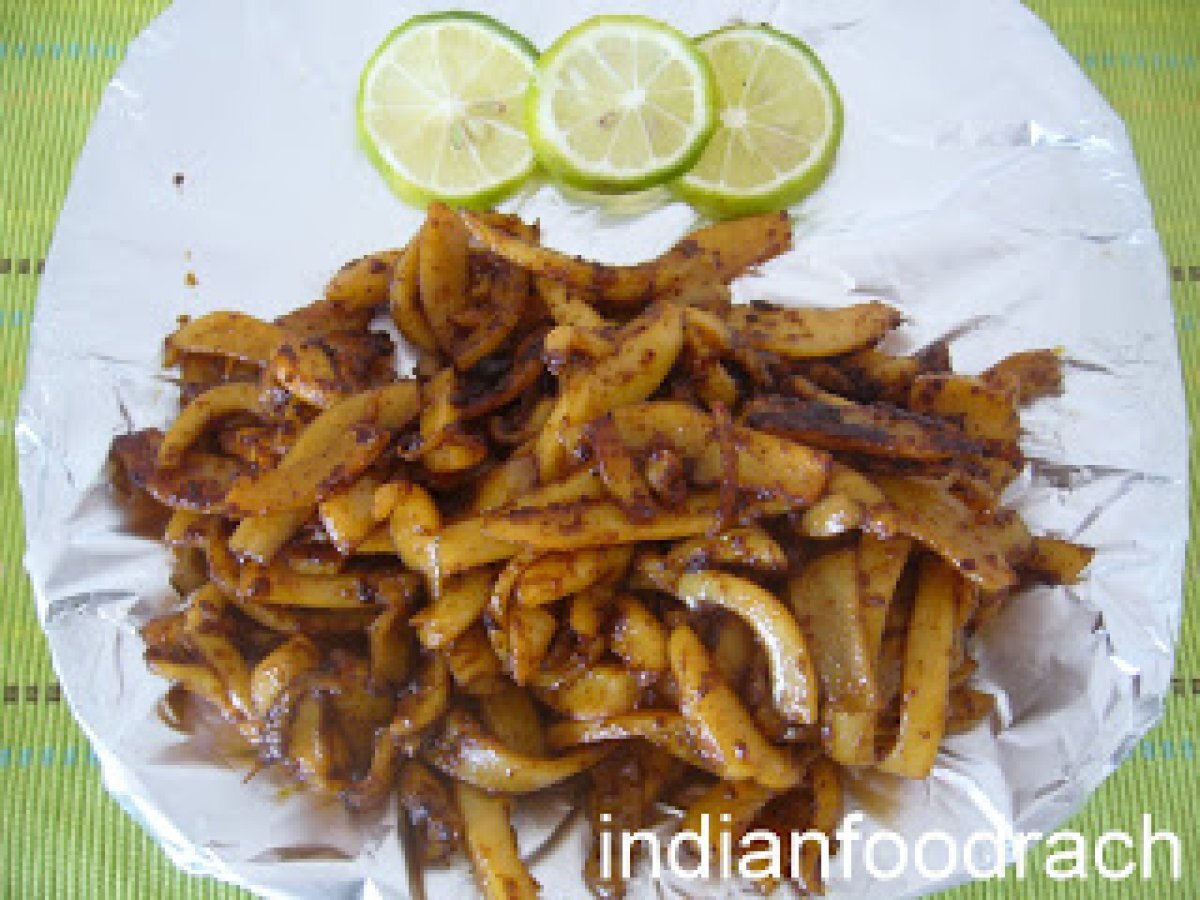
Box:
<box><xmin>16</xmin><ymin>0</ymin><xmax>1188</xmax><ymax>897</ymax></box>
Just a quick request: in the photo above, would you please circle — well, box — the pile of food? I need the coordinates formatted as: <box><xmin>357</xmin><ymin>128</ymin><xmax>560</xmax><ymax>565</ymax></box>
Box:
<box><xmin>111</xmin><ymin>204</ymin><xmax>1092</xmax><ymax>898</ymax></box>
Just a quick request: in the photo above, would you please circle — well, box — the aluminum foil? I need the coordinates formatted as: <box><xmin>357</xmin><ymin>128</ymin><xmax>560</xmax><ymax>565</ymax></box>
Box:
<box><xmin>16</xmin><ymin>0</ymin><xmax>1188</xmax><ymax>897</ymax></box>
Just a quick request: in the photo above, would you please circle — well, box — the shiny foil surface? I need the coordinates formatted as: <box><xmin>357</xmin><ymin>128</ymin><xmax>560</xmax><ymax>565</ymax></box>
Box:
<box><xmin>17</xmin><ymin>0</ymin><xmax>1188</xmax><ymax>897</ymax></box>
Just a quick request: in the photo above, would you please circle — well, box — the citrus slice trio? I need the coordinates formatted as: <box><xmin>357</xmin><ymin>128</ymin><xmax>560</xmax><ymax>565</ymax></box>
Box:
<box><xmin>356</xmin><ymin>12</ymin><xmax>843</xmax><ymax>216</ymax></box>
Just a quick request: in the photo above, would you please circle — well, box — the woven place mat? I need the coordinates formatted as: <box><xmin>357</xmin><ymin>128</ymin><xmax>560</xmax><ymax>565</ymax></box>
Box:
<box><xmin>1</xmin><ymin>2</ymin><xmax>1195</xmax><ymax>897</ymax></box>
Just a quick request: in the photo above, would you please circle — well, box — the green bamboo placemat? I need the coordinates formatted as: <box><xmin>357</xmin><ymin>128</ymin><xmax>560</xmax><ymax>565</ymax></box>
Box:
<box><xmin>1</xmin><ymin>2</ymin><xmax>1195</xmax><ymax>897</ymax></box>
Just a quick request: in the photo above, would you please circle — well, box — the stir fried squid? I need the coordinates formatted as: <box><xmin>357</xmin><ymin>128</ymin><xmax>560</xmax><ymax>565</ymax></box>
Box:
<box><xmin>113</xmin><ymin>203</ymin><xmax>1091</xmax><ymax>898</ymax></box>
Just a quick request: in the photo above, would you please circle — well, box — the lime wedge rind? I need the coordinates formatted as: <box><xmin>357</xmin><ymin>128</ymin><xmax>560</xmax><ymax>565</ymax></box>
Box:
<box><xmin>674</xmin><ymin>24</ymin><xmax>843</xmax><ymax>219</ymax></box>
<box><xmin>356</xmin><ymin>11</ymin><xmax>539</xmax><ymax>210</ymax></box>
<box><xmin>526</xmin><ymin>14</ymin><xmax>718</xmax><ymax>194</ymax></box>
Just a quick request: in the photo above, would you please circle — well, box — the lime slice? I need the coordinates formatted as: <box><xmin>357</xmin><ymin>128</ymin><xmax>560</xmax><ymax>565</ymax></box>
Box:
<box><xmin>675</xmin><ymin>25</ymin><xmax>843</xmax><ymax>218</ymax></box>
<box><xmin>357</xmin><ymin>12</ymin><xmax>539</xmax><ymax>209</ymax></box>
<box><xmin>526</xmin><ymin>15</ymin><xmax>716</xmax><ymax>193</ymax></box>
